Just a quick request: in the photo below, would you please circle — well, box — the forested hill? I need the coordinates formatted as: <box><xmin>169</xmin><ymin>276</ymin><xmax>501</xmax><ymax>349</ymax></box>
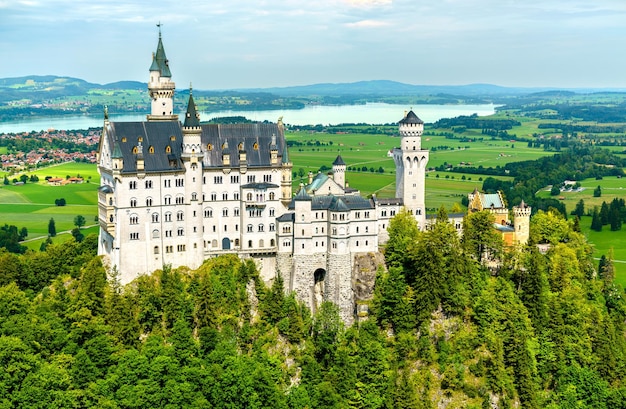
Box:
<box><xmin>0</xmin><ymin>205</ymin><xmax>625</xmax><ymax>408</ymax></box>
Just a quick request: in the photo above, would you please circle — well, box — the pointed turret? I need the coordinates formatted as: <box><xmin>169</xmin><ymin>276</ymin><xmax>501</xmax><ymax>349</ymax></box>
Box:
<box><xmin>182</xmin><ymin>86</ymin><xmax>202</xmax><ymax>160</ymax></box>
<box><xmin>147</xmin><ymin>24</ymin><xmax>177</xmax><ymax>121</ymax></box>
<box><xmin>332</xmin><ymin>155</ymin><xmax>346</xmax><ymax>189</ymax></box>
<box><xmin>183</xmin><ymin>87</ymin><xmax>201</xmax><ymax>128</ymax></box>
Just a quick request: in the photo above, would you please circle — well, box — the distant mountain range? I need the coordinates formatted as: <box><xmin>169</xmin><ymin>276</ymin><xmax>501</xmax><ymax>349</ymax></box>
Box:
<box><xmin>2</xmin><ymin>76</ymin><xmax>626</xmax><ymax>103</ymax></box>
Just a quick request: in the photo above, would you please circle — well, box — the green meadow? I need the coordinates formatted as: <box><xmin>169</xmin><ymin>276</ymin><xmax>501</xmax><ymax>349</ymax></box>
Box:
<box><xmin>0</xmin><ymin>162</ymin><xmax>98</xmax><ymax>241</ymax></box>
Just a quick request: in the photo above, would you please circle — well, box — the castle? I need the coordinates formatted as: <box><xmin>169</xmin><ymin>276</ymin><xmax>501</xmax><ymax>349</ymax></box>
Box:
<box><xmin>97</xmin><ymin>30</ymin><xmax>530</xmax><ymax>324</ymax></box>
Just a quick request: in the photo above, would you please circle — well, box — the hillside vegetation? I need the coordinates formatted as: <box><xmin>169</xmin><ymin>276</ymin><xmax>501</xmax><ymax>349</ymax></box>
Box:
<box><xmin>0</xmin><ymin>206</ymin><xmax>624</xmax><ymax>408</ymax></box>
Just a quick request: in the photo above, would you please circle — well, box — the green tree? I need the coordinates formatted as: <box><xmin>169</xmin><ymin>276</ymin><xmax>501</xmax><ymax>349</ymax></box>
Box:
<box><xmin>19</xmin><ymin>174</ymin><xmax>28</xmax><ymax>184</ymax></box>
<box><xmin>550</xmin><ymin>184</ymin><xmax>560</xmax><ymax>196</ymax></box>
<box><xmin>73</xmin><ymin>215</ymin><xmax>86</xmax><ymax>229</ymax></box>
<box><xmin>462</xmin><ymin>210</ymin><xmax>502</xmax><ymax>261</ymax></box>
<box><xmin>594</xmin><ymin>185</ymin><xmax>602</xmax><ymax>197</ymax></box>
<box><xmin>384</xmin><ymin>209</ymin><xmax>420</xmax><ymax>269</ymax></box>
<box><xmin>591</xmin><ymin>207</ymin><xmax>603</xmax><ymax>232</ymax></box>
<box><xmin>574</xmin><ymin>199</ymin><xmax>585</xmax><ymax>218</ymax></box>
<box><xmin>48</xmin><ymin>218</ymin><xmax>56</xmax><ymax>237</ymax></box>
<box><xmin>3</xmin><ymin>176</ymin><xmax>8</xmax><ymax>185</ymax></box>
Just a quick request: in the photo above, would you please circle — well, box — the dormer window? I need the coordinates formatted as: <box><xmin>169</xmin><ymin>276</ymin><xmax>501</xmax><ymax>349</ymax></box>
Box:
<box><xmin>207</xmin><ymin>143</ymin><xmax>213</xmax><ymax>151</ymax></box>
<box><xmin>149</xmin><ymin>146</ymin><xmax>155</xmax><ymax>154</ymax></box>
<box><xmin>132</xmin><ymin>146</ymin><xmax>138</xmax><ymax>154</ymax></box>
<box><xmin>138</xmin><ymin>136</ymin><xmax>143</xmax><ymax>143</ymax></box>
<box><xmin>121</xmin><ymin>137</ymin><xmax>127</xmax><ymax>143</ymax></box>
<box><xmin>253</xmin><ymin>142</ymin><xmax>259</xmax><ymax>150</ymax></box>
<box><xmin>165</xmin><ymin>146</ymin><xmax>172</xmax><ymax>153</ymax></box>
<box><xmin>238</xmin><ymin>142</ymin><xmax>244</xmax><ymax>151</ymax></box>
<box><xmin>170</xmin><ymin>136</ymin><xmax>176</xmax><ymax>141</ymax></box>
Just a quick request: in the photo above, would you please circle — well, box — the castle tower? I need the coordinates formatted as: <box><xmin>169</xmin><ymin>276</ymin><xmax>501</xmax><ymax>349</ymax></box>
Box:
<box><xmin>147</xmin><ymin>25</ymin><xmax>178</xmax><ymax>121</ymax></box>
<box><xmin>513</xmin><ymin>200</ymin><xmax>531</xmax><ymax>246</ymax></box>
<box><xmin>393</xmin><ymin>110</ymin><xmax>429</xmax><ymax>228</ymax></box>
<box><xmin>332</xmin><ymin>155</ymin><xmax>346</xmax><ymax>189</ymax></box>
<box><xmin>280</xmin><ymin>140</ymin><xmax>293</xmax><ymax>207</ymax></box>
<box><xmin>181</xmin><ymin>88</ymin><xmax>204</xmax><ymax>266</ymax></box>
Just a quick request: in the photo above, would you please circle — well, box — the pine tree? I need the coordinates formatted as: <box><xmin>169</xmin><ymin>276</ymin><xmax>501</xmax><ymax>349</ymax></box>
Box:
<box><xmin>48</xmin><ymin>218</ymin><xmax>56</xmax><ymax>237</ymax></box>
<box><xmin>591</xmin><ymin>207</ymin><xmax>603</xmax><ymax>232</ymax></box>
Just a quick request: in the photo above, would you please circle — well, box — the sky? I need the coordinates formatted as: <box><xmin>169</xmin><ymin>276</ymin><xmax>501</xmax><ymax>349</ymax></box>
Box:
<box><xmin>1</xmin><ymin>0</ymin><xmax>626</xmax><ymax>90</ymax></box>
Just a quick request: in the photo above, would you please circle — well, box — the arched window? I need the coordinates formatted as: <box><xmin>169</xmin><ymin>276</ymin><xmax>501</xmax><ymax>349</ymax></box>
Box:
<box><xmin>246</xmin><ymin>192</ymin><xmax>253</xmax><ymax>201</ymax></box>
<box><xmin>269</xmin><ymin>192</ymin><xmax>275</xmax><ymax>201</ymax></box>
<box><xmin>154</xmin><ymin>246</ymin><xmax>159</xmax><ymax>254</ymax></box>
<box><xmin>270</xmin><ymin>238</ymin><xmax>275</xmax><ymax>246</ymax></box>
<box><xmin>259</xmin><ymin>239</ymin><xmax>264</xmax><ymax>247</ymax></box>
<box><xmin>146</xmin><ymin>197</ymin><xmax>153</xmax><ymax>207</ymax></box>
<box><xmin>212</xmin><ymin>239</ymin><xmax>218</xmax><ymax>248</ymax></box>
<box><xmin>165</xmin><ymin>145</ymin><xmax>172</xmax><ymax>153</ymax></box>
<box><xmin>207</xmin><ymin>143</ymin><xmax>213</xmax><ymax>150</ymax></box>
<box><xmin>152</xmin><ymin>213</ymin><xmax>159</xmax><ymax>223</ymax></box>
<box><xmin>149</xmin><ymin>146</ymin><xmax>155</xmax><ymax>154</ymax></box>
<box><xmin>253</xmin><ymin>142</ymin><xmax>259</xmax><ymax>150</ymax></box>
<box><xmin>152</xmin><ymin>229</ymin><xmax>160</xmax><ymax>238</ymax></box>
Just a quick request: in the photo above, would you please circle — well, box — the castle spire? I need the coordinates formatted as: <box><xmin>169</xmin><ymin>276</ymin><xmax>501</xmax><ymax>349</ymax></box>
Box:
<box><xmin>183</xmin><ymin>85</ymin><xmax>200</xmax><ymax>128</ymax></box>
<box><xmin>147</xmin><ymin>24</ymin><xmax>177</xmax><ymax>121</ymax></box>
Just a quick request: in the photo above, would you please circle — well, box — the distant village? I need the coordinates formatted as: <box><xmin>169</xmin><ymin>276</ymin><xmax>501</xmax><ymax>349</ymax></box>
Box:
<box><xmin>0</xmin><ymin>128</ymin><xmax>99</xmax><ymax>173</ymax></box>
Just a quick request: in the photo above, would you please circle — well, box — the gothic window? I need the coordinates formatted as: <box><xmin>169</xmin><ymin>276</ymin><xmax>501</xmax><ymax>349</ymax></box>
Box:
<box><xmin>176</xmin><ymin>195</ymin><xmax>184</xmax><ymax>204</ymax></box>
<box><xmin>164</xmin><ymin>179</ymin><xmax>171</xmax><ymax>188</ymax></box>
<box><xmin>146</xmin><ymin>197</ymin><xmax>153</xmax><ymax>207</ymax></box>
<box><xmin>152</xmin><ymin>213</ymin><xmax>159</xmax><ymax>223</ymax></box>
<box><xmin>247</xmin><ymin>175</ymin><xmax>255</xmax><ymax>183</ymax></box>
<box><xmin>263</xmin><ymin>174</ymin><xmax>272</xmax><ymax>182</ymax></box>
<box><xmin>132</xmin><ymin>146</ymin><xmax>138</xmax><ymax>154</ymax></box>
<box><xmin>165</xmin><ymin>145</ymin><xmax>172</xmax><ymax>153</ymax></box>
<box><xmin>191</xmin><ymin>192</ymin><xmax>197</xmax><ymax>201</ymax></box>
<box><xmin>231</xmin><ymin>175</ymin><xmax>239</xmax><ymax>183</ymax></box>
<box><xmin>149</xmin><ymin>146</ymin><xmax>155</xmax><ymax>154</ymax></box>
<box><xmin>207</xmin><ymin>143</ymin><xmax>213</xmax><ymax>150</ymax></box>
<box><xmin>214</xmin><ymin>176</ymin><xmax>223</xmax><ymax>184</ymax></box>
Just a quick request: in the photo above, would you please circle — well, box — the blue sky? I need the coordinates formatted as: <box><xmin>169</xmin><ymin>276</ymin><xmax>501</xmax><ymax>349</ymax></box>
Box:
<box><xmin>1</xmin><ymin>0</ymin><xmax>625</xmax><ymax>89</ymax></box>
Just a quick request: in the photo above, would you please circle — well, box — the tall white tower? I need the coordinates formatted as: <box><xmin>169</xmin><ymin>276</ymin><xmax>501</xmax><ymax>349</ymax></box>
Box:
<box><xmin>393</xmin><ymin>110</ymin><xmax>429</xmax><ymax>228</ymax></box>
<box><xmin>332</xmin><ymin>155</ymin><xmax>346</xmax><ymax>189</ymax></box>
<box><xmin>147</xmin><ymin>25</ymin><xmax>178</xmax><ymax>121</ymax></box>
<box><xmin>513</xmin><ymin>200</ymin><xmax>531</xmax><ymax>246</ymax></box>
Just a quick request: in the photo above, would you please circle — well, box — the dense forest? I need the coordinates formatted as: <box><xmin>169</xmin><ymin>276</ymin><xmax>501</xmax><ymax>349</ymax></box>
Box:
<box><xmin>0</xmin><ymin>207</ymin><xmax>624</xmax><ymax>408</ymax></box>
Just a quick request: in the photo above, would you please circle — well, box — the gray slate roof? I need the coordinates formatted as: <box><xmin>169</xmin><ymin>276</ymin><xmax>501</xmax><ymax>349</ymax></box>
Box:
<box><xmin>105</xmin><ymin>120</ymin><xmax>287</xmax><ymax>174</ymax></box>
<box><xmin>399</xmin><ymin>110</ymin><xmax>424</xmax><ymax>125</ymax></box>
<box><xmin>288</xmin><ymin>194</ymin><xmax>374</xmax><ymax>211</ymax></box>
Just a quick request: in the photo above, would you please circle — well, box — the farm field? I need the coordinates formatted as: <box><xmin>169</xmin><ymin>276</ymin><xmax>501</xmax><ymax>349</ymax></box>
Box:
<box><xmin>0</xmin><ymin>162</ymin><xmax>98</xmax><ymax>240</ymax></box>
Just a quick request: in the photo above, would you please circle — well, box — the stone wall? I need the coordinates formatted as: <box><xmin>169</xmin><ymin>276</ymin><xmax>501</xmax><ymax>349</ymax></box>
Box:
<box><xmin>327</xmin><ymin>253</ymin><xmax>354</xmax><ymax>325</ymax></box>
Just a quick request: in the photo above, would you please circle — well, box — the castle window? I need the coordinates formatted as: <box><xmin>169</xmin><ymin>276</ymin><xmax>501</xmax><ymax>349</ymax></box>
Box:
<box><xmin>170</xmin><ymin>136</ymin><xmax>176</xmax><ymax>141</ymax></box>
<box><xmin>211</xmin><ymin>192</ymin><xmax>217</xmax><ymax>201</ymax></box>
<box><xmin>121</xmin><ymin>137</ymin><xmax>127</xmax><ymax>143</ymax></box>
<box><xmin>204</xmin><ymin>208</ymin><xmax>213</xmax><ymax>218</ymax></box>
<box><xmin>269</xmin><ymin>208</ymin><xmax>275</xmax><ymax>217</ymax></box>
<box><xmin>238</xmin><ymin>142</ymin><xmax>244</xmax><ymax>151</ymax></box>
<box><xmin>269</xmin><ymin>192</ymin><xmax>275</xmax><ymax>201</ymax></box>
<box><xmin>356</xmin><ymin>227</ymin><xmax>359</xmax><ymax>233</ymax></box>
<box><xmin>258</xmin><ymin>224</ymin><xmax>264</xmax><ymax>232</ymax></box>
<box><xmin>269</xmin><ymin>223</ymin><xmax>275</xmax><ymax>232</ymax></box>
<box><xmin>253</xmin><ymin>142</ymin><xmax>259</xmax><ymax>150</ymax></box>
<box><xmin>234</xmin><ymin>192</ymin><xmax>240</xmax><ymax>200</ymax></box>
<box><xmin>214</xmin><ymin>176</ymin><xmax>223</xmax><ymax>184</ymax></box>
<box><xmin>271</xmin><ymin>239</ymin><xmax>275</xmax><ymax>246</ymax></box>
<box><xmin>130</xmin><ymin>215</ymin><xmax>138</xmax><ymax>225</ymax></box>
<box><xmin>146</xmin><ymin>197</ymin><xmax>153</xmax><ymax>207</ymax></box>
<box><xmin>166</xmin><ymin>246</ymin><xmax>173</xmax><ymax>253</ymax></box>
<box><xmin>177</xmin><ymin>228</ymin><xmax>184</xmax><ymax>236</ymax></box>
<box><xmin>152</xmin><ymin>213</ymin><xmax>159</xmax><ymax>223</ymax></box>
<box><xmin>234</xmin><ymin>208</ymin><xmax>240</xmax><ymax>216</ymax></box>
<box><xmin>212</xmin><ymin>239</ymin><xmax>218</xmax><ymax>248</ymax></box>
<box><xmin>154</xmin><ymin>246</ymin><xmax>159</xmax><ymax>254</ymax></box>
<box><xmin>165</xmin><ymin>145</ymin><xmax>172</xmax><ymax>153</ymax></box>
<box><xmin>177</xmin><ymin>211</ymin><xmax>184</xmax><ymax>221</ymax></box>
<box><xmin>149</xmin><ymin>146</ymin><xmax>154</xmax><ymax>154</ymax></box>
<box><xmin>365</xmin><ymin>226</ymin><xmax>368</xmax><ymax>233</ymax></box>
<box><xmin>283</xmin><ymin>240</ymin><xmax>291</xmax><ymax>247</ymax></box>
<box><xmin>259</xmin><ymin>239</ymin><xmax>264</xmax><ymax>247</ymax></box>
<box><xmin>109</xmin><ymin>215</ymin><xmax>114</xmax><ymax>222</ymax></box>
<box><xmin>145</xmin><ymin>180</ymin><xmax>153</xmax><ymax>189</ymax></box>
<box><xmin>222</xmin><ymin>192</ymin><xmax>228</xmax><ymax>200</ymax></box>
<box><xmin>247</xmin><ymin>175</ymin><xmax>255</xmax><ymax>183</ymax></box>
<box><xmin>356</xmin><ymin>241</ymin><xmax>359</xmax><ymax>247</ymax></box>
<box><xmin>152</xmin><ymin>230</ymin><xmax>160</xmax><ymax>239</ymax></box>
<box><xmin>222</xmin><ymin>208</ymin><xmax>228</xmax><ymax>217</ymax></box>
<box><xmin>132</xmin><ymin>146</ymin><xmax>138</xmax><ymax>154</ymax></box>
<box><xmin>263</xmin><ymin>174</ymin><xmax>272</xmax><ymax>182</ymax></box>
<box><xmin>207</xmin><ymin>143</ymin><xmax>213</xmax><ymax>151</ymax></box>
<box><xmin>235</xmin><ymin>239</ymin><xmax>240</xmax><ymax>246</ymax></box>
<box><xmin>177</xmin><ymin>244</ymin><xmax>186</xmax><ymax>252</ymax></box>
<box><xmin>130</xmin><ymin>232</ymin><xmax>139</xmax><ymax>240</ymax></box>
<box><xmin>176</xmin><ymin>195</ymin><xmax>184</xmax><ymax>204</ymax></box>
<box><xmin>165</xmin><ymin>212</ymin><xmax>172</xmax><ymax>222</ymax></box>
<box><xmin>235</xmin><ymin>224</ymin><xmax>239</xmax><ymax>231</ymax></box>
<box><xmin>192</xmin><ymin>192</ymin><xmax>197</xmax><ymax>201</ymax></box>
<box><xmin>129</xmin><ymin>181</ymin><xmax>137</xmax><ymax>189</ymax></box>
<box><xmin>231</xmin><ymin>175</ymin><xmax>239</xmax><ymax>184</ymax></box>
<box><xmin>248</xmin><ymin>240</ymin><xmax>253</xmax><ymax>248</ymax></box>
<box><xmin>247</xmin><ymin>193</ymin><xmax>253</xmax><ymax>201</ymax></box>
<box><xmin>164</xmin><ymin>195</ymin><xmax>172</xmax><ymax>205</ymax></box>
<box><xmin>247</xmin><ymin>224</ymin><xmax>253</xmax><ymax>233</ymax></box>
<box><xmin>176</xmin><ymin>178</ymin><xmax>184</xmax><ymax>187</ymax></box>
<box><xmin>130</xmin><ymin>198</ymin><xmax>137</xmax><ymax>207</ymax></box>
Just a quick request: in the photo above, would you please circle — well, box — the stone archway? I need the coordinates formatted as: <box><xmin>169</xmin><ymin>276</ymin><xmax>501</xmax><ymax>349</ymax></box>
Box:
<box><xmin>312</xmin><ymin>268</ymin><xmax>326</xmax><ymax>312</ymax></box>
